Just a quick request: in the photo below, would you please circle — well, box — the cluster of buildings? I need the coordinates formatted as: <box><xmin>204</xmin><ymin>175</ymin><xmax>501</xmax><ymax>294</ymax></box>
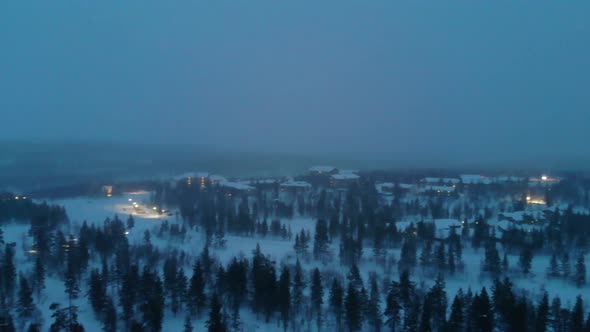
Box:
<box><xmin>167</xmin><ymin>166</ymin><xmax>362</xmax><ymax>198</ymax></box>
<box><xmin>376</xmin><ymin>173</ymin><xmax>562</xmax><ymax>201</ymax></box>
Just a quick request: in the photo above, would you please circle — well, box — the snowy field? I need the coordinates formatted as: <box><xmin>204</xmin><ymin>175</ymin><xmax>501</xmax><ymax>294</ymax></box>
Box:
<box><xmin>2</xmin><ymin>192</ymin><xmax>589</xmax><ymax>331</ymax></box>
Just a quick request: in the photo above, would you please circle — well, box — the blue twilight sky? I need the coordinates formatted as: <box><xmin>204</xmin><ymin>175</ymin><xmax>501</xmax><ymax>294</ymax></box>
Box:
<box><xmin>1</xmin><ymin>1</ymin><xmax>589</xmax><ymax>166</ymax></box>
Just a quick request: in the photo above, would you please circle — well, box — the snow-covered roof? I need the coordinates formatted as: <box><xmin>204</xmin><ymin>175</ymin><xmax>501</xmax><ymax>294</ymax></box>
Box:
<box><xmin>421</xmin><ymin>177</ymin><xmax>460</xmax><ymax>184</ymax></box>
<box><xmin>331</xmin><ymin>173</ymin><xmax>360</xmax><ymax>180</ymax></box>
<box><xmin>220</xmin><ymin>181</ymin><xmax>255</xmax><ymax>191</ymax></box>
<box><xmin>280</xmin><ymin>181</ymin><xmax>312</xmax><ymax>188</ymax></box>
<box><xmin>339</xmin><ymin>169</ymin><xmax>359</xmax><ymax>174</ymax></box>
<box><xmin>495</xmin><ymin>176</ymin><xmax>525</xmax><ymax>183</ymax></box>
<box><xmin>309</xmin><ymin>166</ymin><xmax>337</xmax><ymax>173</ymax></box>
<box><xmin>174</xmin><ymin>172</ymin><xmax>209</xmax><ymax>180</ymax></box>
<box><xmin>498</xmin><ymin>210</ymin><xmax>545</xmax><ymax>222</ymax></box>
<box><xmin>460</xmin><ymin>174</ymin><xmax>493</xmax><ymax>184</ymax></box>
<box><xmin>209</xmin><ymin>175</ymin><xmax>227</xmax><ymax>182</ymax></box>
<box><xmin>434</xmin><ymin>219</ymin><xmax>463</xmax><ymax>239</ymax></box>
<box><xmin>419</xmin><ymin>185</ymin><xmax>455</xmax><ymax>193</ymax></box>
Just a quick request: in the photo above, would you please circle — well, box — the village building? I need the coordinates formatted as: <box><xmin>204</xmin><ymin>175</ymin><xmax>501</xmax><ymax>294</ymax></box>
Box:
<box><xmin>280</xmin><ymin>181</ymin><xmax>312</xmax><ymax>194</ymax></box>
<box><xmin>308</xmin><ymin>166</ymin><xmax>339</xmax><ymax>176</ymax></box>
<box><xmin>219</xmin><ymin>181</ymin><xmax>256</xmax><ymax>196</ymax></box>
<box><xmin>330</xmin><ymin>173</ymin><xmax>360</xmax><ymax>189</ymax></box>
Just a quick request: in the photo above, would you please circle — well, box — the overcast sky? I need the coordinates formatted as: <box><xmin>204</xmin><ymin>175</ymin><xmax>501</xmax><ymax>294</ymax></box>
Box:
<box><xmin>1</xmin><ymin>1</ymin><xmax>589</xmax><ymax>166</ymax></box>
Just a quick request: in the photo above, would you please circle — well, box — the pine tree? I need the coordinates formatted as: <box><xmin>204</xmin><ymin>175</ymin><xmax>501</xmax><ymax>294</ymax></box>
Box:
<box><xmin>292</xmin><ymin>260</ymin><xmax>306</xmax><ymax>315</ymax></box>
<box><xmin>502</xmin><ymin>253</ymin><xmax>509</xmax><ymax>273</ymax></box>
<box><xmin>420</xmin><ymin>295</ymin><xmax>432</xmax><ymax>332</ymax></box>
<box><xmin>64</xmin><ymin>258</ymin><xmax>80</xmax><ymax>306</ymax></box>
<box><xmin>330</xmin><ymin>278</ymin><xmax>344</xmax><ymax>331</ymax></box>
<box><xmin>313</xmin><ymin>219</ymin><xmax>330</xmax><ymax>261</ymax></box>
<box><xmin>436</xmin><ymin>243</ymin><xmax>446</xmax><ymax>272</ymax></box>
<box><xmin>120</xmin><ymin>265</ymin><xmax>139</xmax><ymax>323</ymax></box>
<box><xmin>0</xmin><ymin>312</ymin><xmax>15</xmax><ymax>332</ymax></box>
<box><xmin>548</xmin><ymin>253</ymin><xmax>560</xmax><ymax>278</ymax></box>
<box><xmin>472</xmin><ymin>288</ymin><xmax>493</xmax><ymax>332</ymax></box>
<box><xmin>345</xmin><ymin>282</ymin><xmax>362</xmax><ymax>332</ymax></box>
<box><xmin>188</xmin><ymin>260</ymin><xmax>207</xmax><ymax>316</ymax></box>
<box><xmin>561</xmin><ymin>253</ymin><xmax>571</xmax><ymax>278</ymax></box>
<box><xmin>570</xmin><ymin>296</ymin><xmax>585</xmax><ymax>332</ymax></box>
<box><xmin>206</xmin><ymin>294</ymin><xmax>227</xmax><ymax>332</ymax></box>
<box><xmin>535</xmin><ymin>292</ymin><xmax>549</xmax><ymax>332</ymax></box>
<box><xmin>519</xmin><ymin>247</ymin><xmax>533</xmax><ymax>276</ymax></box>
<box><xmin>384</xmin><ymin>281</ymin><xmax>401</xmax><ymax>332</ymax></box>
<box><xmin>483</xmin><ymin>241</ymin><xmax>501</xmax><ymax>275</ymax></box>
<box><xmin>2</xmin><ymin>245</ymin><xmax>16</xmax><ymax>303</ymax></box>
<box><xmin>575</xmin><ymin>254</ymin><xmax>586</xmax><ymax>287</ymax></box>
<box><xmin>399</xmin><ymin>237</ymin><xmax>417</xmax><ymax>272</ymax></box>
<box><xmin>310</xmin><ymin>268</ymin><xmax>324</xmax><ymax>328</ymax></box>
<box><xmin>447</xmin><ymin>290</ymin><xmax>464</xmax><ymax>332</ymax></box>
<box><xmin>367</xmin><ymin>275</ymin><xmax>382</xmax><ymax>331</ymax></box>
<box><xmin>347</xmin><ymin>264</ymin><xmax>364</xmax><ymax>290</ymax></box>
<box><xmin>278</xmin><ymin>266</ymin><xmax>291</xmax><ymax>331</ymax></box>
<box><xmin>403</xmin><ymin>299</ymin><xmax>420</xmax><ymax>332</ymax></box>
<box><xmin>429</xmin><ymin>274</ymin><xmax>447</xmax><ymax>329</ymax></box>
<box><xmin>102</xmin><ymin>296</ymin><xmax>117</xmax><ymax>332</ymax></box>
<box><xmin>183</xmin><ymin>315</ymin><xmax>193</xmax><ymax>332</ymax></box>
<box><xmin>420</xmin><ymin>241</ymin><xmax>433</xmax><ymax>270</ymax></box>
<box><xmin>398</xmin><ymin>270</ymin><xmax>415</xmax><ymax>309</ymax></box>
<box><xmin>88</xmin><ymin>269</ymin><xmax>106</xmax><ymax>316</ymax></box>
<box><xmin>33</xmin><ymin>255</ymin><xmax>45</xmax><ymax>300</ymax></box>
<box><xmin>17</xmin><ymin>274</ymin><xmax>35</xmax><ymax>319</ymax></box>
<box><xmin>448</xmin><ymin>244</ymin><xmax>456</xmax><ymax>274</ymax></box>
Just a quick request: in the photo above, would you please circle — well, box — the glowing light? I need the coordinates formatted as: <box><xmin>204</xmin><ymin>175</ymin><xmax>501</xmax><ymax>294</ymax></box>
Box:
<box><xmin>14</xmin><ymin>196</ymin><xmax>19</xmax><ymax>200</ymax></box>
<box><xmin>106</xmin><ymin>194</ymin><xmax>112</xmax><ymax>197</ymax></box>
<box><xmin>152</xmin><ymin>207</ymin><xmax>158</xmax><ymax>211</ymax></box>
<box><xmin>22</xmin><ymin>196</ymin><xmax>27</xmax><ymax>199</ymax></box>
<box><xmin>128</xmin><ymin>198</ymin><xmax>133</xmax><ymax>202</ymax></box>
<box><xmin>27</xmin><ymin>249</ymin><xmax>38</xmax><ymax>254</ymax></box>
<box><xmin>124</xmin><ymin>231</ymin><xmax>130</xmax><ymax>235</ymax></box>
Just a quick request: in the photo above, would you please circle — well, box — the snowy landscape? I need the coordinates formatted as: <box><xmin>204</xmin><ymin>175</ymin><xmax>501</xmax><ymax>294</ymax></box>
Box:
<box><xmin>1</xmin><ymin>169</ymin><xmax>590</xmax><ymax>332</ymax></box>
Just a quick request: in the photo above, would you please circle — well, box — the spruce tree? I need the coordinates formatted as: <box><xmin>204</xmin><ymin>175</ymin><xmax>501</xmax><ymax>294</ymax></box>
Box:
<box><xmin>2</xmin><ymin>245</ymin><xmax>16</xmax><ymax>303</ymax></box>
<box><xmin>310</xmin><ymin>268</ymin><xmax>324</xmax><ymax>328</ymax></box>
<box><xmin>575</xmin><ymin>254</ymin><xmax>586</xmax><ymax>287</ymax></box>
<box><xmin>429</xmin><ymin>274</ymin><xmax>447</xmax><ymax>329</ymax></box>
<box><xmin>206</xmin><ymin>294</ymin><xmax>227</xmax><ymax>332</ymax></box>
<box><xmin>102</xmin><ymin>296</ymin><xmax>117</xmax><ymax>332</ymax></box>
<box><xmin>436</xmin><ymin>243</ymin><xmax>446</xmax><ymax>272</ymax></box>
<box><xmin>519</xmin><ymin>247</ymin><xmax>533</xmax><ymax>276</ymax></box>
<box><xmin>420</xmin><ymin>296</ymin><xmax>432</xmax><ymax>332</ymax></box>
<box><xmin>548</xmin><ymin>253</ymin><xmax>560</xmax><ymax>278</ymax></box>
<box><xmin>292</xmin><ymin>260</ymin><xmax>305</xmax><ymax>315</ymax></box>
<box><xmin>313</xmin><ymin>219</ymin><xmax>330</xmax><ymax>261</ymax></box>
<box><xmin>17</xmin><ymin>274</ymin><xmax>35</xmax><ymax>319</ymax></box>
<box><xmin>88</xmin><ymin>269</ymin><xmax>106</xmax><ymax>316</ymax></box>
<box><xmin>384</xmin><ymin>281</ymin><xmax>401</xmax><ymax>332</ymax></box>
<box><xmin>183</xmin><ymin>315</ymin><xmax>193</xmax><ymax>332</ymax></box>
<box><xmin>570</xmin><ymin>296</ymin><xmax>585</xmax><ymax>332</ymax></box>
<box><xmin>367</xmin><ymin>275</ymin><xmax>382</xmax><ymax>331</ymax></box>
<box><xmin>447</xmin><ymin>290</ymin><xmax>464</xmax><ymax>332</ymax></box>
<box><xmin>33</xmin><ymin>255</ymin><xmax>45</xmax><ymax>300</ymax></box>
<box><xmin>561</xmin><ymin>253</ymin><xmax>571</xmax><ymax>278</ymax></box>
<box><xmin>278</xmin><ymin>266</ymin><xmax>291</xmax><ymax>331</ymax></box>
<box><xmin>188</xmin><ymin>260</ymin><xmax>207</xmax><ymax>316</ymax></box>
<box><xmin>329</xmin><ymin>278</ymin><xmax>344</xmax><ymax>331</ymax></box>
<box><xmin>345</xmin><ymin>282</ymin><xmax>362</xmax><ymax>332</ymax></box>
<box><xmin>535</xmin><ymin>292</ymin><xmax>549</xmax><ymax>332</ymax></box>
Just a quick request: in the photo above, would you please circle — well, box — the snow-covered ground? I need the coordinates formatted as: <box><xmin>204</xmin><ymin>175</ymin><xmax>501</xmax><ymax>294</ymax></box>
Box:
<box><xmin>2</xmin><ymin>192</ymin><xmax>589</xmax><ymax>331</ymax></box>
